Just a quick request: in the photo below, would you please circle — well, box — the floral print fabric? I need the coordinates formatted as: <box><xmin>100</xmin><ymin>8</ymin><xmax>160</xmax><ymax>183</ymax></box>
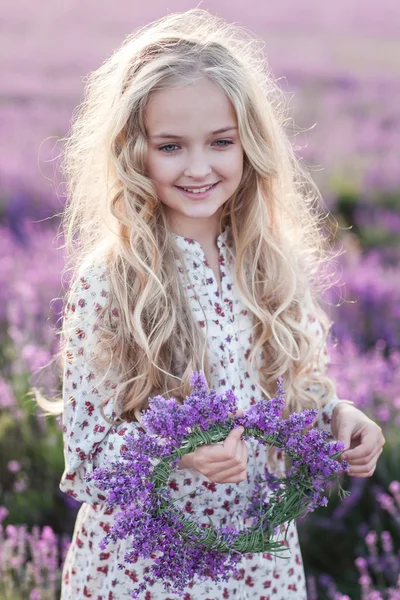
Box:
<box><xmin>60</xmin><ymin>227</ymin><xmax>344</xmax><ymax>599</ymax></box>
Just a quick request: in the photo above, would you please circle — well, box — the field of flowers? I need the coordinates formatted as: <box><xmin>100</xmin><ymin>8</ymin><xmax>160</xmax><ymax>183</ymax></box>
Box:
<box><xmin>1</xmin><ymin>1</ymin><xmax>399</xmax><ymax>598</ymax></box>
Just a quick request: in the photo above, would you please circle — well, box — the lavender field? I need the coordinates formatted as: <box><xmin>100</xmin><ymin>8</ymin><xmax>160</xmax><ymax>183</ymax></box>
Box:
<box><xmin>1</xmin><ymin>1</ymin><xmax>399</xmax><ymax>598</ymax></box>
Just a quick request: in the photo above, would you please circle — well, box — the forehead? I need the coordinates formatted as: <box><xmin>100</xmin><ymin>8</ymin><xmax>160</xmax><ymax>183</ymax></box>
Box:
<box><xmin>145</xmin><ymin>77</ymin><xmax>237</xmax><ymax>136</ymax></box>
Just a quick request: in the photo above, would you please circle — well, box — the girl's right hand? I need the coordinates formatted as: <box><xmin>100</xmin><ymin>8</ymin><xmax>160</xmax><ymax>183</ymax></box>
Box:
<box><xmin>178</xmin><ymin>426</ymin><xmax>248</xmax><ymax>483</ymax></box>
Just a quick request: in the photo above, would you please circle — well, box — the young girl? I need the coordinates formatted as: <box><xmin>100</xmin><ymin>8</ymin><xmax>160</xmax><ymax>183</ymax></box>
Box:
<box><xmin>57</xmin><ymin>8</ymin><xmax>385</xmax><ymax>599</ymax></box>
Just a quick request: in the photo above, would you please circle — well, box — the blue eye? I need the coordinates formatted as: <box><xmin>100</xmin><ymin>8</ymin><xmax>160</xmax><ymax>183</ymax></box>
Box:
<box><xmin>158</xmin><ymin>140</ymin><xmax>234</xmax><ymax>153</ymax></box>
<box><xmin>159</xmin><ymin>144</ymin><xmax>179</xmax><ymax>153</ymax></box>
<box><xmin>214</xmin><ymin>140</ymin><xmax>233</xmax><ymax>147</ymax></box>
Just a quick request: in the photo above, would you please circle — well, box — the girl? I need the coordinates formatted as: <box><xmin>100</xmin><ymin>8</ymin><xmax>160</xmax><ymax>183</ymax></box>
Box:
<box><xmin>56</xmin><ymin>8</ymin><xmax>385</xmax><ymax>599</ymax></box>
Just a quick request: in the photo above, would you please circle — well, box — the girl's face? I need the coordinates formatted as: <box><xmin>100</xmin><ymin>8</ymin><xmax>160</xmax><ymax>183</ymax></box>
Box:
<box><xmin>144</xmin><ymin>76</ymin><xmax>244</xmax><ymax>237</ymax></box>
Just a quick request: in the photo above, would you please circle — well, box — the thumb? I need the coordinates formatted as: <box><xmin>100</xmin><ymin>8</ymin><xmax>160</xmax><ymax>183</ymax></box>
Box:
<box><xmin>223</xmin><ymin>425</ymin><xmax>244</xmax><ymax>448</ymax></box>
<box><xmin>337</xmin><ymin>425</ymin><xmax>353</xmax><ymax>455</ymax></box>
<box><xmin>230</xmin><ymin>425</ymin><xmax>244</xmax><ymax>438</ymax></box>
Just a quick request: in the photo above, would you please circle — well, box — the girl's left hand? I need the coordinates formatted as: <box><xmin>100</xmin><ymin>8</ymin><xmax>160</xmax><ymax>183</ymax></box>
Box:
<box><xmin>331</xmin><ymin>403</ymin><xmax>386</xmax><ymax>477</ymax></box>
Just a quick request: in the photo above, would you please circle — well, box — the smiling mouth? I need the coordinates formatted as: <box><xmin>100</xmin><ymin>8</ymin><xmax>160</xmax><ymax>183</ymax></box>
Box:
<box><xmin>176</xmin><ymin>182</ymin><xmax>219</xmax><ymax>193</ymax></box>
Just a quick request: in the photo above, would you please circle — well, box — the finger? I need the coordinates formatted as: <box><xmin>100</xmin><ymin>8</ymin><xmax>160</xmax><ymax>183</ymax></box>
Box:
<box><xmin>198</xmin><ymin>447</ymin><xmax>237</xmax><ymax>465</ymax></box>
<box><xmin>343</xmin><ymin>435</ymin><xmax>380</xmax><ymax>462</ymax></box>
<box><xmin>349</xmin><ymin>461</ymin><xmax>377</xmax><ymax>474</ymax></box>
<box><xmin>236</xmin><ymin>440</ymin><xmax>249</xmax><ymax>467</ymax></box>
<box><xmin>242</xmin><ymin>439</ymin><xmax>249</xmax><ymax>465</ymax></box>
<box><xmin>199</xmin><ymin>434</ymin><xmax>244</xmax><ymax>465</ymax></box>
<box><xmin>350</xmin><ymin>427</ymin><xmax>385</xmax><ymax>458</ymax></box>
<box><xmin>206</xmin><ymin>459</ymin><xmax>239</xmax><ymax>475</ymax></box>
<box><xmin>235</xmin><ymin>440</ymin><xmax>248</xmax><ymax>470</ymax></box>
<box><xmin>349</xmin><ymin>468</ymin><xmax>375</xmax><ymax>479</ymax></box>
<box><xmin>225</xmin><ymin>425</ymin><xmax>244</xmax><ymax>440</ymax></box>
<box><xmin>346</xmin><ymin>447</ymin><xmax>383</xmax><ymax>466</ymax></box>
<box><xmin>234</xmin><ymin>440</ymin><xmax>248</xmax><ymax>466</ymax></box>
<box><xmin>233</xmin><ymin>436</ymin><xmax>244</xmax><ymax>464</ymax></box>
<box><xmin>208</xmin><ymin>460</ymin><xmax>246</xmax><ymax>480</ymax></box>
<box><xmin>348</xmin><ymin>456</ymin><xmax>380</xmax><ymax>476</ymax></box>
<box><xmin>206</xmin><ymin>441</ymin><xmax>246</xmax><ymax>476</ymax></box>
<box><xmin>212</xmin><ymin>464</ymin><xmax>248</xmax><ymax>483</ymax></box>
<box><xmin>337</xmin><ymin>428</ymin><xmax>353</xmax><ymax>454</ymax></box>
<box><xmin>198</xmin><ymin>428</ymin><xmax>243</xmax><ymax>462</ymax></box>
<box><xmin>222</xmin><ymin>426</ymin><xmax>244</xmax><ymax>457</ymax></box>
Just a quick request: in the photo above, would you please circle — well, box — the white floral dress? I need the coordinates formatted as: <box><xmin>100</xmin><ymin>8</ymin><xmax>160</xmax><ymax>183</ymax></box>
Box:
<box><xmin>60</xmin><ymin>227</ymin><xmax>345</xmax><ymax>600</ymax></box>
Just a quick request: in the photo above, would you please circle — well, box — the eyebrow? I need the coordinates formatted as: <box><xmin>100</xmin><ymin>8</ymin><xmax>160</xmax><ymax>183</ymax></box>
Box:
<box><xmin>149</xmin><ymin>126</ymin><xmax>238</xmax><ymax>140</ymax></box>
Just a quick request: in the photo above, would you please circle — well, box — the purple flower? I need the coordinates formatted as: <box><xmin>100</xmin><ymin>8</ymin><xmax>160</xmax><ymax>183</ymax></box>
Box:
<box><xmin>88</xmin><ymin>371</ymin><xmax>348</xmax><ymax>597</ymax></box>
<box><xmin>7</xmin><ymin>460</ymin><xmax>21</xmax><ymax>473</ymax></box>
<box><xmin>0</xmin><ymin>506</ymin><xmax>9</xmax><ymax>523</ymax></box>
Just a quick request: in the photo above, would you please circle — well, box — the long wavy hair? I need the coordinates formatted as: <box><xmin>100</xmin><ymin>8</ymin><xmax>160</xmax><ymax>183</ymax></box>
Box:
<box><xmin>38</xmin><ymin>8</ymin><xmax>341</xmax><ymax>422</ymax></box>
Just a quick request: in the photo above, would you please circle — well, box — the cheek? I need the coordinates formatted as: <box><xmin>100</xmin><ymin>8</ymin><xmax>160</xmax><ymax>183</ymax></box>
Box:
<box><xmin>224</xmin><ymin>149</ymin><xmax>244</xmax><ymax>181</ymax></box>
<box><xmin>146</xmin><ymin>153</ymin><xmax>178</xmax><ymax>186</ymax></box>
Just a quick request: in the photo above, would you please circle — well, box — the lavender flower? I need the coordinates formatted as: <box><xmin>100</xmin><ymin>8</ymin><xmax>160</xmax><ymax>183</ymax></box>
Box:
<box><xmin>0</xmin><ymin>515</ymin><xmax>69</xmax><ymax>600</ymax></box>
<box><xmin>88</xmin><ymin>372</ymin><xmax>348</xmax><ymax>598</ymax></box>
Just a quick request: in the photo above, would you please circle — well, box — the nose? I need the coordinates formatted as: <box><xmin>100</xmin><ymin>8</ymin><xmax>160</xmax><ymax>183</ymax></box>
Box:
<box><xmin>183</xmin><ymin>149</ymin><xmax>213</xmax><ymax>179</ymax></box>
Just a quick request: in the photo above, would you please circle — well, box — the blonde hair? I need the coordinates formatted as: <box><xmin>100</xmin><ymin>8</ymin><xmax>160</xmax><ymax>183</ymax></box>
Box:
<box><xmin>38</xmin><ymin>8</ymin><xmax>340</xmax><ymax>421</ymax></box>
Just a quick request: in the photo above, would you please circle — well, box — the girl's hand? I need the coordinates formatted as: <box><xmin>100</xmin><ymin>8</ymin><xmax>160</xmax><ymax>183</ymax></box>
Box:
<box><xmin>332</xmin><ymin>403</ymin><xmax>385</xmax><ymax>478</ymax></box>
<box><xmin>178</xmin><ymin>426</ymin><xmax>248</xmax><ymax>483</ymax></box>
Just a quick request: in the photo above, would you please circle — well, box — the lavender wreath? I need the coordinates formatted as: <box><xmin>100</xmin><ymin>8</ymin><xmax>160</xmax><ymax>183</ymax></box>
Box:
<box><xmin>87</xmin><ymin>372</ymin><xmax>349</xmax><ymax>598</ymax></box>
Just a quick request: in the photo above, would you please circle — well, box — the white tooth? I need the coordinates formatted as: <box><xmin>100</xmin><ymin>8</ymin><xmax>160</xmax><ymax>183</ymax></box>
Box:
<box><xmin>182</xmin><ymin>184</ymin><xmax>213</xmax><ymax>193</ymax></box>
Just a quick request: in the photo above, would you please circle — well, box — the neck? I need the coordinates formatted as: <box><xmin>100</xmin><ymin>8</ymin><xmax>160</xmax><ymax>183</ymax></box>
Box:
<box><xmin>168</xmin><ymin>214</ymin><xmax>223</xmax><ymax>248</ymax></box>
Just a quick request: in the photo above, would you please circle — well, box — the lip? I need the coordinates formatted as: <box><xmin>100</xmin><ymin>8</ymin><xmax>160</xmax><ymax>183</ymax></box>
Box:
<box><xmin>175</xmin><ymin>182</ymin><xmax>219</xmax><ymax>200</ymax></box>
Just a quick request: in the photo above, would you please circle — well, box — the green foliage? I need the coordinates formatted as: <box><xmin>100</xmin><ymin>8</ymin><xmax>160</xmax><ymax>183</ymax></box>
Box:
<box><xmin>0</xmin><ymin>373</ymin><xmax>74</xmax><ymax>534</ymax></box>
<box><xmin>358</xmin><ymin>228</ymin><xmax>400</xmax><ymax>248</ymax></box>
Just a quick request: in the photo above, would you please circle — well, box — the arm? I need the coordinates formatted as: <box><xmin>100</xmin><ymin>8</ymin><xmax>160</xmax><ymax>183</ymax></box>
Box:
<box><xmin>301</xmin><ymin>294</ymin><xmax>385</xmax><ymax>475</ymax></box>
<box><xmin>301</xmin><ymin>293</ymin><xmax>353</xmax><ymax>436</ymax></box>
<box><xmin>59</xmin><ymin>259</ymin><xmax>140</xmax><ymax>504</ymax></box>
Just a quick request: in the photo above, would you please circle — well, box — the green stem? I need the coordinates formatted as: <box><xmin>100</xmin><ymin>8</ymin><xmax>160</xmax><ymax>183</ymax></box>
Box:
<box><xmin>149</xmin><ymin>424</ymin><xmax>343</xmax><ymax>554</ymax></box>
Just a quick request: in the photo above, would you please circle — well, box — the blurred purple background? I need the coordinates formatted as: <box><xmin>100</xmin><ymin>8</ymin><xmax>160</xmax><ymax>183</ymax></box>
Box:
<box><xmin>1</xmin><ymin>0</ymin><xmax>399</xmax><ymax>212</ymax></box>
<box><xmin>1</xmin><ymin>2</ymin><xmax>400</xmax><ymax>599</ymax></box>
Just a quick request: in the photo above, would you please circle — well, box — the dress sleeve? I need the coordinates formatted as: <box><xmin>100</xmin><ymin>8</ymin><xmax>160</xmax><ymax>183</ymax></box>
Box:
<box><xmin>59</xmin><ymin>259</ymin><xmax>140</xmax><ymax>504</ymax></box>
<box><xmin>301</xmin><ymin>295</ymin><xmax>354</xmax><ymax>437</ymax></box>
